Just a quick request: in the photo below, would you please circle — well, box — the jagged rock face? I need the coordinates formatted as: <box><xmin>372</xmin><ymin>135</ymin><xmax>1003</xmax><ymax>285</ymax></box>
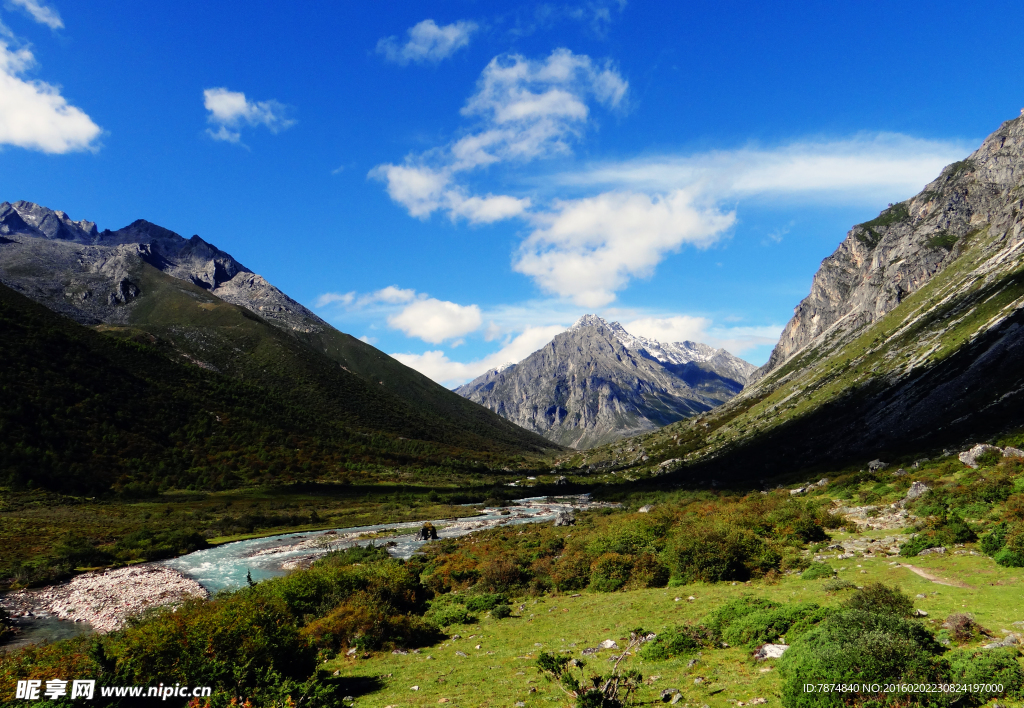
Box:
<box><xmin>456</xmin><ymin>315</ymin><xmax>755</xmax><ymax>449</ymax></box>
<box><xmin>755</xmin><ymin>114</ymin><xmax>1024</xmax><ymax>381</ymax></box>
<box><xmin>0</xmin><ymin>201</ymin><xmax>326</xmax><ymax>333</ymax></box>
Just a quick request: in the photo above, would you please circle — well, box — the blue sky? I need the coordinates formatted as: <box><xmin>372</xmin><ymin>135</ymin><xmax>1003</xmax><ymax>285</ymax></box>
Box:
<box><xmin>2</xmin><ymin>1</ymin><xmax>1022</xmax><ymax>385</ymax></box>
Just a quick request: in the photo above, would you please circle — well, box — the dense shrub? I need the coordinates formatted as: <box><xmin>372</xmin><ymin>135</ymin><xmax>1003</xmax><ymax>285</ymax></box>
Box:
<box><xmin>424</xmin><ymin>595</ymin><xmax>475</xmax><ymax>627</ymax></box>
<box><xmin>667</xmin><ymin>523</ymin><xmax>780</xmax><ymax>583</ymax></box>
<box><xmin>639</xmin><ymin>624</ymin><xmax>716</xmax><ymax>661</ymax></box>
<box><xmin>900</xmin><ymin>513</ymin><xmax>977</xmax><ymax>556</ymax></box>
<box><xmin>590</xmin><ymin>552</ymin><xmax>633</xmax><ymax>592</ymax></box>
<box><xmin>109</xmin><ymin>593</ymin><xmax>315</xmax><ymax>694</ymax></box>
<box><xmin>627</xmin><ymin>552</ymin><xmax>670</xmax><ymax>588</ymax></box>
<box><xmin>480</xmin><ymin>557</ymin><xmax>527</xmax><ymax>592</ymax></box>
<box><xmin>843</xmin><ymin>583</ymin><xmax>914</xmax><ymax>617</ymax></box>
<box><xmin>463</xmin><ymin>593</ymin><xmax>507</xmax><ymax>613</ymax></box>
<box><xmin>551</xmin><ymin>549</ymin><xmax>593</xmax><ymax>592</ymax></box>
<box><xmin>946</xmin><ymin>648</ymin><xmax>1024</xmax><ymax>705</ymax></box>
<box><xmin>302</xmin><ymin>595</ymin><xmax>440</xmax><ymax>651</ymax></box>
<box><xmin>702</xmin><ymin>597</ymin><xmax>779</xmax><ymax>639</ymax></box>
<box><xmin>800</xmin><ymin>562</ymin><xmax>834</xmax><ymax>581</ymax></box>
<box><xmin>779</xmin><ymin>609</ymin><xmax>946</xmax><ymax>707</ymax></box>
<box><xmin>721</xmin><ymin>602</ymin><xmax>821</xmax><ymax>648</ymax></box>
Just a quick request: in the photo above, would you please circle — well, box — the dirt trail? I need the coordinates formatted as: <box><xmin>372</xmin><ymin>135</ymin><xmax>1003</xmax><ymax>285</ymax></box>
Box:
<box><xmin>900</xmin><ymin>564</ymin><xmax>973</xmax><ymax>589</ymax></box>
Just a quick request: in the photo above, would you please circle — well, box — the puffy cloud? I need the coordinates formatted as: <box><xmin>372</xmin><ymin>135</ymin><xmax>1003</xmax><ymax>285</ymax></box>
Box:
<box><xmin>558</xmin><ymin>134</ymin><xmax>971</xmax><ymax>205</ymax></box>
<box><xmin>453</xmin><ymin>48</ymin><xmax>627</xmax><ymax>169</ymax></box>
<box><xmin>203</xmin><ymin>87</ymin><xmax>295</xmax><ymax>144</ymax></box>
<box><xmin>446</xmin><ymin>191</ymin><xmax>531</xmax><ymax>223</ymax></box>
<box><xmin>391</xmin><ymin>325</ymin><xmax>564</xmax><ymax>386</ymax></box>
<box><xmin>0</xmin><ymin>38</ymin><xmax>101</xmax><ymax>153</ymax></box>
<box><xmin>370</xmin><ymin>48</ymin><xmax>626</xmax><ymax>222</ymax></box>
<box><xmin>377</xmin><ymin>19</ymin><xmax>478</xmax><ymax>65</ymax></box>
<box><xmin>514</xmin><ymin>189</ymin><xmax>736</xmax><ymax>307</ymax></box>
<box><xmin>387</xmin><ymin>297</ymin><xmax>483</xmax><ymax>343</ymax></box>
<box><xmin>373</xmin><ymin>285</ymin><xmax>417</xmax><ymax>304</ymax></box>
<box><xmin>369</xmin><ymin>163</ymin><xmax>450</xmax><ymax>218</ymax></box>
<box><xmin>6</xmin><ymin>0</ymin><xmax>63</xmax><ymax>29</ymax></box>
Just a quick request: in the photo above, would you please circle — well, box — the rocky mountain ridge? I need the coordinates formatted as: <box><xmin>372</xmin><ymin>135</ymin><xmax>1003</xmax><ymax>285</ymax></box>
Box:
<box><xmin>0</xmin><ymin>200</ymin><xmax>324</xmax><ymax>334</ymax></box>
<box><xmin>456</xmin><ymin>315</ymin><xmax>754</xmax><ymax>449</ymax></box>
<box><xmin>562</xmin><ymin>110</ymin><xmax>1024</xmax><ymax>479</ymax></box>
<box><xmin>0</xmin><ymin>200</ymin><xmax>561</xmax><ymax>457</ymax></box>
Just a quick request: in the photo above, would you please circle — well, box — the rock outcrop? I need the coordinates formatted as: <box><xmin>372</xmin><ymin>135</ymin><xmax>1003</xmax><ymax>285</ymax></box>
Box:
<box><xmin>0</xmin><ymin>201</ymin><xmax>325</xmax><ymax>334</ymax></box>
<box><xmin>755</xmin><ymin>115</ymin><xmax>1024</xmax><ymax>383</ymax></box>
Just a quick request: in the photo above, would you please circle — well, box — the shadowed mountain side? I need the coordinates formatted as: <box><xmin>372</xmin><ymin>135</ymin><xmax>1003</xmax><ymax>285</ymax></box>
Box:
<box><xmin>0</xmin><ymin>281</ymin><xmax>551</xmax><ymax>496</ymax></box>
<box><xmin>675</xmin><ymin>299</ymin><xmax>1024</xmax><ymax>482</ymax></box>
<box><xmin>0</xmin><ymin>201</ymin><xmax>560</xmax><ymax>456</ymax></box>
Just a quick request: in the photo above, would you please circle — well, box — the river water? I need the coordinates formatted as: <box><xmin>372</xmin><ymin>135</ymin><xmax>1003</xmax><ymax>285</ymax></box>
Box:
<box><xmin>2</xmin><ymin>494</ymin><xmax>602</xmax><ymax>649</ymax></box>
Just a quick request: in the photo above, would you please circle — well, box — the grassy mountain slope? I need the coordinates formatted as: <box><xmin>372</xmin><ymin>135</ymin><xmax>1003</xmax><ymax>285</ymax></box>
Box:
<box><xmin>0</xmin><ymin>203</ymin><xmax>561</xmax><ymax>458</ymax></box>
<box><xmin>555</xmin><ymin>114</ymin><xmax>1024</xmax><ymax>483</ymax></box>
<box><xmin>0</xmin><ymin>280</ymin><xmax>551</xmax><ymax>496</ymax></box>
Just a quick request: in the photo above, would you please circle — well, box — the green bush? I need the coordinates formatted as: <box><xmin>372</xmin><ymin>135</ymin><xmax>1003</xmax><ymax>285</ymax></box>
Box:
<box><xmin>800</xmin><ymin>563</ymin><xmax>834</xmax><ymax>581</ymax></box>
<box><xmin>702</xmin><ymin>596</ymin><xmax>778</xmax><ymax>639</ymax></box>
<box><xmin>822</xmin><ymin>577</ymin><xmax>856</xmax><ymax>593</ymax></box>
<box><xmin>778</xmin><ymin>609</ymin><xmax>946</xmax><ymax>707</ymax></box>
<box><xmin>464</xmin><ymin>593</ymin><xmax>507</xmax><ymax>613</ymax></box>
<box><xmin>721</xmin><ymin>602</ymin><xmax>821</xmax><ymax>648</ymax></box>
<box><xmin>981</xmin><ymin>522</ymin><xmax>1009</xmax><ymax>555</ymax></box>
<box><xmin>551</xmin><ymin>549</ymin><xmax>593</xmax><ymax>592</ymax></box>
<box><xmin>590</xmin><ymin>552</ymin><xmax>633</xmax><ymax>592</ymax></box>
<box><xmin>843</xmin><ymin>583</ymin><xmax>914</xmax><ymax>617</ymax></box>
<box><xmin>491</xmin><ymin>603</ymin><xmax>512</xmax><ymax>619</ymax></box>
<box><xmin>639</xmin><ymin>624</ymin><xmax>716</xmax><ymax>661</ymax></box>
<box><xmin>667</xmin><ymin>524</ymin><xmax>780</xmax><ymax>583</ymax></box>
<box><xmin>425</xmin><ymin>596</ymin><xmax>475</xmax><ymax>627</ymax></box>
<box><xmin>628</xmin><ymin>552</ymin><xmax>670</xmax><ymax>588</ymax></box>
<box><xmin>109</xmin><ymin>593</ymin><xmax>316</xmax><ymax>695</ymax></box>
<box><xmin>946</xmin><ymin>648</ymin><xmax>1024</xmax><ymax>705</ymax></box>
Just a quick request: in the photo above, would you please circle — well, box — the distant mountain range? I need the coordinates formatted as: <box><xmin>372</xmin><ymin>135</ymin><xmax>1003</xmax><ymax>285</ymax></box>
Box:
<box><xmin>0</xmin><ymin>201</ymin><xmax>560</xmax><ymax>493</ymax></box>
<box><xmin>566</xmin><ymin>109</ymin><xmax>1024</xmax><ymax>481</ymax></box>
<box><xmin>456</xmin><ymin>314</ymin><xmax>755</xmax><ymax>449</ymax></box>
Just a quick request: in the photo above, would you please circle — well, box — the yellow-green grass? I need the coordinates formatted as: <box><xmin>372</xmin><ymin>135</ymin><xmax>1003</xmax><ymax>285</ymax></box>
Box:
<box><xmin>329</xmin><ymin>553</ymin><xmax>1024</xmax><ymax>707</ymax></box>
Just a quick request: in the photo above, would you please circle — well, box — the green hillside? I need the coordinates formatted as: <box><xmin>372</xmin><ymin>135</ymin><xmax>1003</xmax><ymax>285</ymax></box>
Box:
<box><xmin>0</xmin><ymin>279</ymin><xmax>553</xmax><ymax>497</ymax></box>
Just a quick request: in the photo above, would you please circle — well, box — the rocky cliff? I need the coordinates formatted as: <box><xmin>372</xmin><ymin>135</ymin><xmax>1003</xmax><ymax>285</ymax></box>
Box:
<box><xmin>456</xmin><ymin>315</ymin><xmax>754</xmax><ymax>449</ymax></box>
<box><xmin>562</xmin><ymin>110</ymin><xmax>1024</xmax><ymax>480</ymax></box>
<box><xmin>0</xmin><ymin>201</ymin><xmax>324</xmax><ymax>334</ymax></box>
<box><xmin>755</xmin><ymin>112</ymin><xmax>1024</xmax><ymax>382</ymax></box>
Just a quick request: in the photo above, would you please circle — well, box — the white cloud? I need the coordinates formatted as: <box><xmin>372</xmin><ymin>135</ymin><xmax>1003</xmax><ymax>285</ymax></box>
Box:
<box><xmin>203</xmin><ymin>87</ymin><xmax>295</xmax><ymax>144</ymax></box>
<box><xmin>0</xmin><ymin>37</ymin><xmax>101</xmax><ymax>153</ymax></box>
<box><xmin>453</xmin><ymin>48</ymin><xmax>627</xmax><ymax>169</ymax></box>
<box><xmin>387</xmin><ymin>297</ymin><xmax>483</xmax><ymax>343</ymax></box>
<box><xmin>314</xmin><ymin>291</ymin><xmax>355</xmax><ymax>307</ymax></box>
<box><xmin>373</xmin><ymin>285</ymin><xmax>417</xmax><ymax>304</ymax></box>
<box><xmin>370</xmin><ymin>48</ymin><xmax>626</xmax><ymax>222</ymax></box>
<box><xmin>391</xmin><ymin>325</ymin><xmax>564</xmax><ymax>386</ymax></box>
<box><xmin>369</xmin><ymin>163</ymin><xmax>450</xmax><ymax>218</ymax></box>
<box><xmin>558</xmin><ymin>134</ymin><xmax>971</xmax><ymax>205</ymax></box>
<box><xmin>446</xmin><ymin>190</ymin><xmax>531</xmax><ymax>223</ymax></box>
<box><xmin>514</xmin><ymin>189</ymin><xmax>736</xmax><ymax>307</ymax></box>
<box><xmin>377</xmin><ymin>19</ymin><xmax>478</xmax><ymax>65</ymax></box>
<box><xmin>6</xmin><ymin>0</ymin><xmax>62</xmax><ymax>29</ymax></box>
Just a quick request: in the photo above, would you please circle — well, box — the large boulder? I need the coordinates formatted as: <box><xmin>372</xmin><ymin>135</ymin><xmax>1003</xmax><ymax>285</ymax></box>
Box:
<box><xmin>904</xmin><ymin>481</ymin><xmax>930</xmax><ymax>501</ymax></box>
<box><xmin>553</xmin><ymin>511</ymin><xmax>575</xmax><ymax>527</ymax></box>
<box><xmin>959</xmin><ymin>444</ymin><xmax>1003</xmax><ymax>468</ymax></box>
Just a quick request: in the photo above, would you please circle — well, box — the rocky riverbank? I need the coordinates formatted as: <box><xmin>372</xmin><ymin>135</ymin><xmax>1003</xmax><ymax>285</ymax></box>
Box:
<box><xmin>1</xmin><ymin>565</ymin><xmax>208</xmax><ymax>633</ymax></box>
